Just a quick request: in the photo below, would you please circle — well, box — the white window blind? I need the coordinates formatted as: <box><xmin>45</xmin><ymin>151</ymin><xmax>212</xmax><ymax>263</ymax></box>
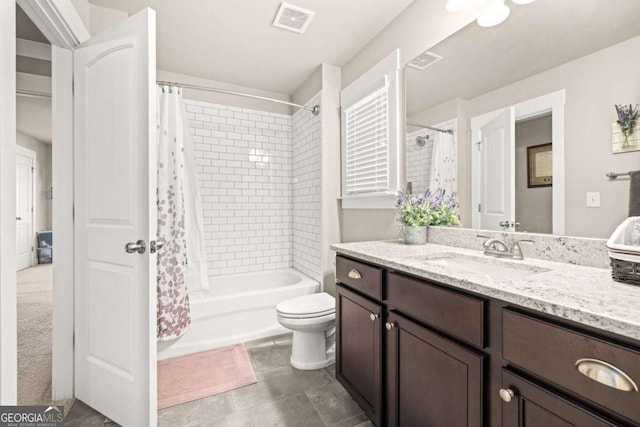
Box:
<box><xmin>344</xmin><ymin>85</ymin><xmax>389</xmax><ymax>195</ymax></box>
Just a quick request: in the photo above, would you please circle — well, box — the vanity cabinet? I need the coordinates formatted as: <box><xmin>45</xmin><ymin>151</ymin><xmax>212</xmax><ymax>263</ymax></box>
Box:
<box><xmin>334</xmin><ymin>252</ymin><xmax>640</xmax><ymax>427</ymax></box>
<box><xmin>336</xmin><ymin>284</ymin><xmax>383</xmax><ymax>426</ymax></box>
<box><xmin>386</xmin><ymin>310</ymin><xmax>484</xmax><ymax>427</ymax></box>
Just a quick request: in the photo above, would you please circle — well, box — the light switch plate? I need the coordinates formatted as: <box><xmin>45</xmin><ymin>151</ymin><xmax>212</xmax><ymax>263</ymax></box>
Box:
<box><xmin>586</xmin><ymin>192</ymin><xmax>600</xmax><ymax>208</ymax></box>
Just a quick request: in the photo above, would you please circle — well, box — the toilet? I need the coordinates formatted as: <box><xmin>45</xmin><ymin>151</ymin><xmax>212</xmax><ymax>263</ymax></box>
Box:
<box><xmin>276</xmin><ymin>292</ymin><xmax>336</xmax><ymax>370</ymax></box>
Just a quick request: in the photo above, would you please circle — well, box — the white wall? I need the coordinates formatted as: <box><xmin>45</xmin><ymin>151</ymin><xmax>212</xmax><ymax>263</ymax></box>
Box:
<box><xmin>185</xmin><ymin>98</ymin><xmax>293</xmax><ymax>277</ymax></box>
<box><xmin>16</xmin><ymin>132</ymin><xmax>52</xmax><ymax>234</ymax></box>
<box><xmin>515</xmin><ymin>116</ymin><xmax>552</xmax><ymax>234</ymax></box>
<box><xmin>341</xmin><ymin>0</ymin><xmax>495</xmax><ymax>88</ymax></box>
<box><xmin>89</xmin><ymin>3</ymin><xmax>128</xmax><ymax>35</ymax></box>
<box><xmin>292</xmin><ymin>93</ymin><xmax>322</xmax><ymax>283</ymax></box>
<box><xmin>159</xmin><ymin>70</ymin><xmax>292</xmax><ymax>116</ymax></box>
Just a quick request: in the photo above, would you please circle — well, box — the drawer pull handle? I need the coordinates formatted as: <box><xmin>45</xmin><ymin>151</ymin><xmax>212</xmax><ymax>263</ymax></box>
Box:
<box><xmin>499</xmin><ymin>388</ymin><xmax>515</xmax><ymax>403</ymax></box>
<box><xmin>575</xmin><ymin>358</ymin><xmax>638</xmax><ymax>392</ymax></box>
<box><xmin>385</xmin><ymin>322</ymin><xmax>396</xmax><ymax>330</ymax></box>
<box><xmin>348</xmin><ymin>269</ymin><xmax>362</xmax><ymax>279</ymax></box>
<box><xmin>369</xmin><ymin>313</ymin><xmax>379</xmax><ymax>321</ymax></box>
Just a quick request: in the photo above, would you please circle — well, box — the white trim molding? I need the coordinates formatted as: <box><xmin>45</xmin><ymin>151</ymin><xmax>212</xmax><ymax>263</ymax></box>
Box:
<box><xmin>17</xmin><ymin>0</ymin><xmax>90</xmax><ymax>48</ymax></box>
<box><xmin>16</xmin><ymin>38</ymin><xmax>52</xmax><ymax>61</ymax></box>
<box><xmin>51</xmin><ymin>45</ymin><xmax>74</xmax><ymax>400</ymax></box>
<box><xmin>0</xmin><ymin>0</ymin><xmax>17</xmax><ymax>405</ymax></box>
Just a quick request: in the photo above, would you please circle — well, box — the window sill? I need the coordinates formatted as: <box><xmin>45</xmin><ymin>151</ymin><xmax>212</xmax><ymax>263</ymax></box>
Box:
<box><xmin>340</xmin><ymin>193</ymin><xmax>397</xmax><ymax>209</ymax></box>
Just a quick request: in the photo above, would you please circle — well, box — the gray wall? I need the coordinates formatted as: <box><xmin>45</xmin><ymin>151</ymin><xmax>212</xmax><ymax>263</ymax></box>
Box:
<box><xmin>16</xmin><ymin>132</ymin><xmax>52</xmax><ymax>233</ymax></box>
<box><xmin>515</xmin><ymin>115</ymin><xmax>552</xmax><ymax>234</ymax></box>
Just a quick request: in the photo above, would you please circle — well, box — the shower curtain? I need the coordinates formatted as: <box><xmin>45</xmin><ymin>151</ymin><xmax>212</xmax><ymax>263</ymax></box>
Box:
<box><xmin>429</xmin><ymin>131</ymin><xmax>457</xmax><ymax>195</ymax></box>
<box><xmin>156</xmin><ymin>85</ymin><xmax>208</xmax><ymax>340</ymax></box>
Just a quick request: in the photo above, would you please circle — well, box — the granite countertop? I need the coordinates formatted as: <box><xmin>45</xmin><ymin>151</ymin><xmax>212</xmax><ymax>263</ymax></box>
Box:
<box><xmin>331</xmin><ymin>240</ymin><xmax>640</xmax><ymax>342</ymax></box>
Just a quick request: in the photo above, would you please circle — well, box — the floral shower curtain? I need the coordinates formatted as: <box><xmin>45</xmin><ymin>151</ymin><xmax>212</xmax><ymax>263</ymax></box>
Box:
<box><xmin>429</xmin><ymin>130</ymin><xmax>457</xmax><ymax>195</ymax></box>
<box><xmin>156</xmin><ymin>85</ymin><xmax>191</xmax><ymax>340</ymax></box>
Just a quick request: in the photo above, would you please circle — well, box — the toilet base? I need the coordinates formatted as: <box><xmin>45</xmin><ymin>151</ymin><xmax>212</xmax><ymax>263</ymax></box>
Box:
<box><xmin>289</xmin><ymin>329</ymin><xmax>335</xmax><ymax>370</ymax></box>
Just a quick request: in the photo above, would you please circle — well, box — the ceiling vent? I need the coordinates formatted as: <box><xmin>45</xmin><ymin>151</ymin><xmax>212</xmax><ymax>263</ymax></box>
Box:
<box><xmin>407</xmin><ymin>51</ymin><xmax>443</xmax><ymax>70</ymax></box>
<box><xmin>273</xmin><ymin>3</ymin><xmax>315</xmax><ymax>34</ymax></box>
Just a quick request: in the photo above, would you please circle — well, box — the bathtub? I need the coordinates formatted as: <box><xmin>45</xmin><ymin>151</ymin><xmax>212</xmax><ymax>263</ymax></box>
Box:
<box><xmin>157</xmin><ymin>268</ymin><xmax>319</xmax><ymax>360</ymax></box>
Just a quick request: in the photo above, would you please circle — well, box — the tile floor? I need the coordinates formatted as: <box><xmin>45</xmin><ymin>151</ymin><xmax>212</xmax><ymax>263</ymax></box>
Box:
<box><xmin>65</xmin><ymin>334</ymin><xmax>372</xmax><ymax>427</ymax></box>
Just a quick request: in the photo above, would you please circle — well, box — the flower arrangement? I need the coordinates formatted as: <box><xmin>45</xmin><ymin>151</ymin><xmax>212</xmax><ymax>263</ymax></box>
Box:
<box><xmin>615</xmin><ymin>104</ymin><xmax>639</xmax><ymax>147</ymax></box>
<box><xmin>395</xmin><ymin>188</ymin><xmax>460</xmax><ymax>227</ymax></box>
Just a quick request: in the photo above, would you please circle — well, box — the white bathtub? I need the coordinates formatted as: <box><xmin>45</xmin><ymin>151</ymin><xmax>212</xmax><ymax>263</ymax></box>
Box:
<box><xmin>157</xmin><ymin>268</ymin><xmax>319</xmax><ymax>360</ymax></box>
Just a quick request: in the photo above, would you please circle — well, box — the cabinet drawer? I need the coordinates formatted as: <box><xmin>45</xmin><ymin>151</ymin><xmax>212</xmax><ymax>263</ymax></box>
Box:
<box><xmin>387</xmin><ymin>272</ymin><xmax>485</xmax><ymax>348</ymax></box>
<box><xmin>336</xmin><ymin>255</ymin><xmax>382</xmax><ymax>300</ymax></box>
<box><xmin>503</xmin><ymin>309</ymin><xmax>640</xmax><ymax>423</ymax></box>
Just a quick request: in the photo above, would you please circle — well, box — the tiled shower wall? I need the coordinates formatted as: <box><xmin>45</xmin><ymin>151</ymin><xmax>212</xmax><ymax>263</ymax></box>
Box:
<box><xmin>292</xmin><ymin>93</ymin><xmax>322</xmax><ymax>283</ymax></box>
<box><xmin>406</xmin><ymin>127</ymin><xmax>434</xmax><ymax>193</ymax></box>
<box><xmin>185</xmin><ymin>99</ymin><xmax>293</xmax><ymax>276</ymax></box>
<box><xmin>185</xmin><ymin>96</ymin><xmax>323</xmax><ymax>281</ymax></box>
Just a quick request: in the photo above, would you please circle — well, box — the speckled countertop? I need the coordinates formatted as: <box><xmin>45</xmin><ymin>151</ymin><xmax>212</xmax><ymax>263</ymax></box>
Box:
<box><xmin>331</xmin><ymin>240</ymin><xmax>640</xmax><ymax>342</ymax></box>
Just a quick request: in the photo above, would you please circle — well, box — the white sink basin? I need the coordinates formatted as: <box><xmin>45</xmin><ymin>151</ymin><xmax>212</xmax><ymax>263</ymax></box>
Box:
<box><xmin>415</xmin><ymin>253</ymin><xmax>550</xmax><ymax>280</ymax></box>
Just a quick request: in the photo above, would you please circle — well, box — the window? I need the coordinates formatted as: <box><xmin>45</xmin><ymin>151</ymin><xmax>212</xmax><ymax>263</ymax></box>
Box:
<box><xmin>344</xmin><ymin>84</ymin><xmax>389</xmax><ymax>195</ymax></box>
<box><xmin>341</xmin><ymin>49</ymin><xmax>402</xmax><ymax>209</ymax></box>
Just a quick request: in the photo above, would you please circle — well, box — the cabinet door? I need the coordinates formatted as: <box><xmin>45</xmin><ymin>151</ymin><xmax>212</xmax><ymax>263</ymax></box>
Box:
<box><xmin>386</xmin><ymin>311</ymin><xmax>484</xmax><ymax>427</ymax></box>
<box><xmin>501</xmin><ymin>369</ymin><xmax>619</xmax><ymax>427</ymax></box>
<box><xmin>336</xmin><ymin>285</ymin><xmax>382</xmax><ymax>426</ymax></box>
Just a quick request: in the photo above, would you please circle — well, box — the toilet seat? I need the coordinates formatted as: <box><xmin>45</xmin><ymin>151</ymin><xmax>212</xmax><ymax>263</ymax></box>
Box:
<box><xmin>276</xmin><ymin>292</ymin><xmax>335</xmax><ymax>319</ymax></box>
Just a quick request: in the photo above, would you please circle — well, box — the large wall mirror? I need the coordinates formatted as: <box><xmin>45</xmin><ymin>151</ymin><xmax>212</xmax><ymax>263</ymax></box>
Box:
<box><xmin>405</xmin><ymin>0</ymin><xmax>640</xmax><ymax>239</ymax></box>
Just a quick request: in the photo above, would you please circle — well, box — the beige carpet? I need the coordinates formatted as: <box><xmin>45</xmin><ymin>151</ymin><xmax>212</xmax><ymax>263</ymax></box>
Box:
<box><xmin>17</xmin><ymin>264</ymin><xmax>74</xmax><ymax>415</ymax></box>
<box><xmin>157</xmin><ymin>343</ymin><xmax>257</xmax><ymax>409</ymax></box>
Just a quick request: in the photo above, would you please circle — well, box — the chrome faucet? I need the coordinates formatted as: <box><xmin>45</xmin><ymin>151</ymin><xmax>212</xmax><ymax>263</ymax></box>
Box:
<box><xmin>481</xmin><ymin>236</ymin><xmax>535</xmax><ymax>260</ymax></box>
<box><xmin>482</xmin><ymin>238</ymin><xmax>510</xmax><ymax>257</ymax></box>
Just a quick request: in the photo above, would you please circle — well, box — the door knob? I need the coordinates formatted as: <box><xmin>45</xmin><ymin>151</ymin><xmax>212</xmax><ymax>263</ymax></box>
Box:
<box><xmin>370</xmin><ymin>313</ymin><xmax>379</xmax><ymax>321</ymax></box>
<box><xmin>499</xmin><ymin>388</ymin><xmax>515</xmax><ymax>402</ymax></box>
<box><xmin>385</xmin><ymin>322</ymin><xmax>396</xmax><ymax>330</ymax></box>
<box><xmin>499</xmin><ymin>221</ymin><xmax>510</xmax><ymax>227</ymax></box>
<box><xmin>125</xmin><ymin>240</ymin><xmax>146</xmax><ymax>254</ymax></box>
<box><xmin>16</xmin><ymin>217</ymin><xmax>21</xmax><ymax>221</ymax></box>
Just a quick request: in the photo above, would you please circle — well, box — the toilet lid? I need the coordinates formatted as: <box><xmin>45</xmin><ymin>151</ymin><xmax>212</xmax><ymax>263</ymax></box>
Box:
<box><xmin>277</xmin><ymin>292</ymin><xmax>335</xmax><ymax>318</ymax></box>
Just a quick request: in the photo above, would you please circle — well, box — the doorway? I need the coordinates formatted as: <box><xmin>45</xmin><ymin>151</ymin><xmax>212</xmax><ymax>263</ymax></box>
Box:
<box><xmin>470</xmin><ymin>90</ymin><xmax>566</xmax><ymax>235</ymax></box>
<box><xmin>515</xmin><ymin>114</ymin><xmax>552</xmax><ymax>233</ymax></box>
<box><xmin>15</xmin><ymin>3</ymin><xmax>60</xmax><ymax>409</ymax></box>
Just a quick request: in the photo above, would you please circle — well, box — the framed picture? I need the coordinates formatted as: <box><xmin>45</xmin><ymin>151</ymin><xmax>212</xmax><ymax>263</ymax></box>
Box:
<box><xmin>527</xmin><ymin>143</ymin><xmax>552</xmax><ymax>188</ymax></box>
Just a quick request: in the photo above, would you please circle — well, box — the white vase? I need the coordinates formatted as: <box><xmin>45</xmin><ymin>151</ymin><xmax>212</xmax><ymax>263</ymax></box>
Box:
<box><xmin>404</xmin><ymin>225</ymin><xmax>427</xmax><ymax>245</ymax></box>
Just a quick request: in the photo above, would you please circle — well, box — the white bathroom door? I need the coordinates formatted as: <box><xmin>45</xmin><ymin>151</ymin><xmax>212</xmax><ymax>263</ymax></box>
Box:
<box><xmin>16</xmin><ymin>147</ymin><xmax>35</xmax><ymax>270</ymax></box>
<box><xmin>479</xmin><ymin>107</ymin><xmax>515</xmax><ymax>231</ymax></box>
<box><xmin>73</xmin><ymin>8</ymin><xmax>157</xmax><ymax>427</ymax></box>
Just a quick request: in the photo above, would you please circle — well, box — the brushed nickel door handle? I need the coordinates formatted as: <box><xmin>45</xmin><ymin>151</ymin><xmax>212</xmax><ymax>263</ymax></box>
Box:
<box><xmin>575</xmin><ymin>358</ymin><xmax>638</xmax><ymax>392</ymax></box>
<box><xmin>385</xmin><ymin>322</ymin><xmax>396</xmax><ymax>330</ymax></box>
<box><xmin>499</xmin><ymin>388</ymin><xmax>515</xmax><ymax>402</ymax></box>
<box><xmin>348</xmin><ymin>269</ymin><xmax>362</xmax><ymax>279</ymax></box>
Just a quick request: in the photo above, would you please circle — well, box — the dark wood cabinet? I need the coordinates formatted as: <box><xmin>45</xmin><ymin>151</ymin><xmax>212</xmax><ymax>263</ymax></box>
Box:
<box><xmin>501</xmin><ymin>369</ymin><xmax>618</xmax><ymax>426</ymax></box>
<box><xmin>334</xmin><ymin>253</ymin><xmax>640</xmax><ymax>427</ymax></box>
<box><xmin>336</xmin><ymin>284</ymin><xmax>383</xmax><ymax>426</ymax></box>
<box><xmin>386</xmin><ymin>311</ymin><xmax>484</xmax><ymax>427</ymax></box>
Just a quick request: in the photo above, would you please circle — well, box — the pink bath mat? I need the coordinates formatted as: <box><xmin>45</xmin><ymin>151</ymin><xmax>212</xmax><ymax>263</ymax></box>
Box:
<box><xmin>157</xmin><ymin>343</ymin><xmax>257</xmax><ymax>409</ymax></box>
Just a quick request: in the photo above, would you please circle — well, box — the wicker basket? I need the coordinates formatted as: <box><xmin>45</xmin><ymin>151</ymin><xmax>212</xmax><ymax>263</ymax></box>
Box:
<box><xmin>607</xmin><ymin>217</ymin><xmax>640</xmax><ymax>285</ymax></box>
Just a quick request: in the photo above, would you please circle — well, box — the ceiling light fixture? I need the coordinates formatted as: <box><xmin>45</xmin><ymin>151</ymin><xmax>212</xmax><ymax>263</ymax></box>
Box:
<box><xmin>512</xmin><ymin>0</ymin><xmax>535</xmax><ymax>4</ymax></box>
<box><xmin>446</xmin><ymin>0</ymin><xmax>473</xmax><ymax>12</ymax></box>
<box><xmin>477</xmin><ymin>0</ymin><xmax>510</xmax><ymax>27</ymax></box>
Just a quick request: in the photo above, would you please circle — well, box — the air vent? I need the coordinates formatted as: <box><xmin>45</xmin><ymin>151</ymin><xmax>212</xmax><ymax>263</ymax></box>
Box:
<box><xmin>273</xmin><ymin>3</ymin><xmax>315</xmax><ymax>34</ymax></box>
<box><xmin>407</xmin><ymin>51</ymin><xmax>443</xmax><ymax>70</ymax></box>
